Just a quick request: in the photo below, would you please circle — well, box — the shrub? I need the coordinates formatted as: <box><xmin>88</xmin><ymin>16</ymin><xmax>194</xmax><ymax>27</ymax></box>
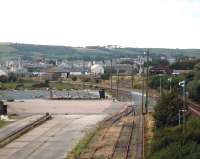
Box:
<box><xmin>150</xmin><ymin>117</ymin><xmax>200</xmax><ymax>159</ymax></box>
<box><xmin>81</xmin><ymin>77</ymin><xmax>90</xmax><ymax>82</ymax></box>
<box><xmin>0</xmin><ymin>75</ymin><xmax>8</xmax><ymax>83</ymax></box>
<box><xmin>71</xmin><ymin>76</ymin><xmax>77</xmax><ymax>81</ymax></box>
<box><xmin>153</xmin><ymin>92</ymin><xmax>183</xmax><ymax>128</ymax></box>
<box><xmin>187</xmin><ymin>80</ymin><xmax>200</xmax><ymax>102</ymax></box>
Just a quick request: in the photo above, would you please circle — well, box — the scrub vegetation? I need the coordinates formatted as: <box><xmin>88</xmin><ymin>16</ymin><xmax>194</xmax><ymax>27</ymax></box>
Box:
<box><xmin>148</xmin><ymin>92</ymin><xmax>200</xmax><ymax>159</ymax></box>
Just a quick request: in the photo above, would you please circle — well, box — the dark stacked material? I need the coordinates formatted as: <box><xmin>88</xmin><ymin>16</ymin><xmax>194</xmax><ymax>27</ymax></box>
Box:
<box><xmin>0</xmin><ymin>101</ymin><xmax>7</xmax><ymax>115</ymax></box>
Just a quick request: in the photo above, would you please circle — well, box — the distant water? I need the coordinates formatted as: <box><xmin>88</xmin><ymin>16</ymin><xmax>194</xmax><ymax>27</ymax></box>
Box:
<box><xmin>0</xmin><ymin>90</ymin><xmax>100</xmax><ymax>100</ymax></box>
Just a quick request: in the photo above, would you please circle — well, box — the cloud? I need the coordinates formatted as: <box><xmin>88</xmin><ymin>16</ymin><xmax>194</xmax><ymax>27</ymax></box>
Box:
<box><xmin>0</xmin><ymin>0</ymin><xmax>199</xmax><ymax>48</ymax></box>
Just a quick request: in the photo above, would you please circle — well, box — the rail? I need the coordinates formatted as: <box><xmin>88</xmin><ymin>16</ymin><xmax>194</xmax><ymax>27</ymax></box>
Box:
<box><xmin>109</xmin><ymin>118</ymin><xmax>135</xmax><ymax>159</ymax></box>
<box><xmin>89</xmin><ymin>107</ymin><xmax>134</xmax><ymax>159</ymax></box>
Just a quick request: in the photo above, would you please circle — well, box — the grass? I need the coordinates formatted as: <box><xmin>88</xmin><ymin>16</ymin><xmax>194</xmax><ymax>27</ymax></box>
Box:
<box><xmin>66</xmin><ymin>129</ymin><xmax>97</xmax><ymax>159</ymax></box>
<box><xmin>0</xmin><ymin>80</ymin><xmax>80</xmax><ymax>90</ymax></box>
<box><xmin>49</xmin><ymin>82</ymin><xmax>80</xmax><ymax>90</ymax></box>
<box><xmin>144</xmin><ymin>113</ymin><xmax>155</xmax><ymax>158</ymax></box>
<box><xmin>0</xmin><ymin>120</ymin><xmax>8</xmax><ymax>128</ymax></box>
<box><xmin>0</xmin><ymin>80</ymin><xmax>38</xmax><ymax>90</ymax></box>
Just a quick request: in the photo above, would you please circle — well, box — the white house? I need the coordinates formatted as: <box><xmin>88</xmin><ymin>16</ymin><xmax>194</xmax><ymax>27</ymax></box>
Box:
<box><xmin>0</xmin><ymin>69</ymin><xmax>8</xmax><ymax>76</ymax></box>
<box><xmin>91</xmin><ymin>64</ymin><xmax>104</xmax><ymax>74</ymax></box>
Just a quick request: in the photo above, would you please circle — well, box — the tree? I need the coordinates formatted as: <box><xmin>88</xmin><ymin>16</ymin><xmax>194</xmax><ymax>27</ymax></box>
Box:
<box><xmin>187</xmin><ymin>80</ymin><xmax>200</xmax><ymax>102</ymax></box>
<box><xmin>0</xmin><ymin>75</ymin><xmax>8</xmax><ymax>83</ymax></box>
<box><xmin>71</xmin><ymin>76</ymin><xmax>77</xmax><ymax>81</ymax></box>
<box><xmin>8</xmin><ymin>73</ymin><xmax>17</xmax><ymax>82</ymax></box>
<box><xmin>154</xmin><ymin>92</ymin><xmax>183</xmax><ymax>128</ymax></box>
<box><xmin>187</xmin><ymin>62</ymin><xmax>200</xmax><ymax>102</ymax></box>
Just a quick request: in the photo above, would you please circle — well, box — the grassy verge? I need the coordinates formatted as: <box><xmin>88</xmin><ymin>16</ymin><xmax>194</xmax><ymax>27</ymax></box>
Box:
<box><xmin>0</xmin><ymin>80</ymin><xmax>81</xmax><ymax>90</ymax></box>
<box><xmin>49</xmin><ymin>82</ymin><xmax>80</xmax><ymax>90</ymax></box>
<box><xmin>144</xmin><ymin>113</ymin><xmax>155</xmax><ymax>158</ymax></box>
<box><xmin>66</xmin><ymin>128</ymin><xmax>99</xmax><ymax>159</ymax></box>
<box><xmin>0</xmin><ymin>120</ymin><xmax>9</xmax><ymax>128</ymax></box>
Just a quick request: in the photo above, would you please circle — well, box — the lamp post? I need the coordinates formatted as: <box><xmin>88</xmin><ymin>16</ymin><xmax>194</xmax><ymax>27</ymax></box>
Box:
<box><xmin>116</xmin><ymin>69</ymin><xmax>119</xmax><ymax>99</ymax></box>
<box><xmin>131</xmin><ymin>64</ymin><xmax>134</xmax><ymax>89</ymax></box>
<box><xmin>110</xmin><ymin>59</ymin><xmax>113</xmax><ymax>93</ymax></box>
<box><xmin>179</xmin><ymin>109</ymin><xmax>187</xmax><ymax>133</ymax></box>
<box><xmin>179</xmin><ymin>80</ymin><xmax>187</xmax><ymax>133</ymax></box>
<box><xmin>141</xmin><ymin>64</ymin><xmax>145</xmax><ymax>114</ymax></box>
<box><xmin>168</xmin><ymin>77</ymin><xmax>172</xmax><ymax>93</ymax></box>
<box><xmin>179</xmin><ymin>80</ymin><xmax>186</xmax><ymax>108</ymax></box>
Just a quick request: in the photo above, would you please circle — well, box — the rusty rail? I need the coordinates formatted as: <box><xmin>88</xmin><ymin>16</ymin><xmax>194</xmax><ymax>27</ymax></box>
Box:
<box><xmin>89</xmin><ymin>107</ymin><xmax>134</xmax><ymax>159</ymax></box>
<box><xmin>109</xmin><ymin>118</ymin><xmax>135</xmax><ymax>159</ymax></box>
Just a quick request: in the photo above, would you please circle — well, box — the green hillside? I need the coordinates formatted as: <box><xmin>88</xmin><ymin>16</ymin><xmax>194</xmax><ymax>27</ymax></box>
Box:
<box><xmin>0</xmin><ymin>43</ymin><xmax>200</xmax><ymax>61</ymax></box>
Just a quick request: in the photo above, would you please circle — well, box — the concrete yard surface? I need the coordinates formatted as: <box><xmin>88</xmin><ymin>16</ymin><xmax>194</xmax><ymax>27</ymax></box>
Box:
<box><xmin>0</xmin><ymin>115</ymin><xmax>106</xmax><ymax>159</ymax></box>
<box><xmin>6</xmin><ymin>99</ymin><xmax>128</xmax><ymax>115</ymax></box>
<box><xmin>0</xmin><ymin>115</ymin><xmax>45</xmax><ymax>141</ymax></box>
<box><xmin>0</xmin><ymin>99</ymin><xmax>129</xmax><ymax>159</ymax></box>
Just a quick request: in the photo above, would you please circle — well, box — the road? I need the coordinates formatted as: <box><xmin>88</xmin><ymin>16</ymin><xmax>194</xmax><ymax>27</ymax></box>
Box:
<box><xmin>130</xmin><ymin>90</ymin><xmax>155</xmax><ymax>159</ymax></box>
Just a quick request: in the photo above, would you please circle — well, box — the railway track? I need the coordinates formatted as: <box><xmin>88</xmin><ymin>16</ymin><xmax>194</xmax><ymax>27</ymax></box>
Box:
<box><xmin>0</xmin><ymin>113</ymin><xmax>51</xmax><ymax>148</ymax></box>
<box><xmin>87</xmin><ymin>106</ymin><xmax>134</xmax><ymax>159</ymax></box>
<box><xmin>187</xmin><ymin>100</ymin><xmax>200</xmax><ymax>116</ymax></box>
<box><xmin>109</xmin><ymin>118</ymin><xmax>134</xmax><ymax>159</ymax></box>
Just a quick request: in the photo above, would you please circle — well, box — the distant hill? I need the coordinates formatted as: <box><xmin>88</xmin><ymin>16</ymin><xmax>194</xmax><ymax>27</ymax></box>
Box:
<box><xmin>0</xmin><ymin>43</ymin><xmax>200</xmax><ymax>61</ymax></box>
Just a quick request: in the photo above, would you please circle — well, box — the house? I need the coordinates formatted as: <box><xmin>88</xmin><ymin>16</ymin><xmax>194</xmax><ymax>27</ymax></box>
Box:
<box><xmin>168</xmin><ymin>58</ymin><xmax>176</xmax><ymax>64</ymax></box>
<box><xmin>149</xmin><ymin>65</ymin><xmax>171</xmax><ymax>74</ymax></box>
<box><xmin>91</xmin><ymin>64</ymin><xmax>104</xmax><ymax>74</ymax></box>
<box><xmin>46</xmin><ymin>66</ymin><xmax>89</xmax><ymax>80</ymax></box>
<box><xmin>0</xmin><ymin>69</ymin><xmax>8</xmax><ymax>77</ymax></box>
<box><xmin>172</xmin><ymin>70</ymin><xmax>192</xmax><ymax>75</ymax></box>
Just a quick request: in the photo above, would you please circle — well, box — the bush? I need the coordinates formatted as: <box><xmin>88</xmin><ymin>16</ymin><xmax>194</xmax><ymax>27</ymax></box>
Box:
<box><xmin>153</xmin><ymin>92</ymin><xmax>183</xmax><ymax>128</ymax></box>
<box><xmin>0</xmin><ymin>75</ymin><xmax>8</xmax><ymax>83</ymax></box>
<box><xmin>32</xmin><ymin>82</ymin><xmax>49</xmax><ymax>88</ymax></box>
<box><xmin>100</xmin><ymin>73</ymin><xmax>110</xmax><ymax>80</ymax></box>
<box><xmin>170</xmin><ymin>59</ymin><xmax>200</xmax><ymax>70</ymax></box>
<box><xmin>148</xmin><ymin>75</ymin><xmax>184</xmax><ymax>91</ymax></box>
<box><xmin>8</xmin><ymin>73</ymin><xmax>17</xmax><ymax>82</ymax></box>
<box><xmin>81</xmin><ymin>77</ymin><xmax>90</xmax><ymax>82</ymax></box>
<box><xmin>150</xmin><ymin>117</ymin><xmax>200</xmax><ymax>159</ymax></box>
<box><xmin>71</xmin><ymin>76</ymin><xmax>77</xmax><ymax>81</ymax></box>
<box><xmin>187</xmin><ymin>80</ymin><xmax>200</xmax><ymax>102</ymax></box>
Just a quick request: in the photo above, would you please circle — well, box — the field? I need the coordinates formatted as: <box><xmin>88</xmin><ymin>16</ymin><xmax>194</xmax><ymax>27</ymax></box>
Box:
<box><xmin>1</xmin><ymin>43</ymin><xmax>200</xmax><ymax>61</ymax></box>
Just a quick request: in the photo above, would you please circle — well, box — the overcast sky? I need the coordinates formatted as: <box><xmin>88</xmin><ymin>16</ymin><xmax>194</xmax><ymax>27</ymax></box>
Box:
<box><xmin>0</xmin><ymin>0</ymin><xmax>199</xmax><ymax>48</ymax></box>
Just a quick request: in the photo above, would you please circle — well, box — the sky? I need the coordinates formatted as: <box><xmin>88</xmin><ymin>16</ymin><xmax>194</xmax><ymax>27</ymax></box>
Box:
<box><xmin>0</xmin><ymin>0</ymin><xmax>200</xmax><ymax>48</ymax></box>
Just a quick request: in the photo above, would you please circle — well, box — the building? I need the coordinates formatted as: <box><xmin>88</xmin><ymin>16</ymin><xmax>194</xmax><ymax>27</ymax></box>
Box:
<box><xmin>168</xmin><ymin>58</ymin><xmax>176</xmax><ymax>64</ymax></box>
<box><xmin>172</xmin><ymin>69</ymin><xmax>192</xmax><ymax>75</ymax></box>
<box><xmin>0</xmin><ymin>69</ymin><xmax>8</xmax><ymax>76</ymax></box>
<box><xmin>149</xmin><ymin>65</ymin><xmax>171</xmax><ymax>74</ymax></box>
<box><xmin>91</xmin><ymin>64</ymin><xmax>104</xmax><ymax>74</ymax></box>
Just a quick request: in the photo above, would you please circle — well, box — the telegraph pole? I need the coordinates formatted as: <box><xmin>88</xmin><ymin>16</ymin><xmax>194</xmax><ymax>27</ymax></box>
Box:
<box><xmin>141</xmin><ymin>55</ymin><xmax>145</xmax><ymax>115</ymax></box>
<box><xmin>110</xmin><ymin>59</ymin><xmax>113</xmax><ymax>93</ymax></box>
<box><xmin>145</xmin><ymin>49</ymin><xmax>150</xmax><ymax>114</ymax></box>
<box><xmin>141</xmin><ymin>65</ymin><xmax>145</xmax><ymax>114</ymax></box>
<box><xmin>131</xmin><ymin>64</ymin><xmax>134</xmax><ymax>89</ymax></box>
<box><xmin>116</xmin><ymin>69</ymin><xmax>119</xmax><ymax>99</ymax></box>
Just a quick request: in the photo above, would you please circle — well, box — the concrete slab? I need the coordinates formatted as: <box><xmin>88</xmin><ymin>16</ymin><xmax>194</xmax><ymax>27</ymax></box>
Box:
<box><xmin>6</xmin><ymin>99</ymin><xmax>127</xmax><ymax>115</ymax></box>
<box><xmin>0</xmin><ymin>115</ymin><xmax>106</xmax><ymax>159</ymax></box>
